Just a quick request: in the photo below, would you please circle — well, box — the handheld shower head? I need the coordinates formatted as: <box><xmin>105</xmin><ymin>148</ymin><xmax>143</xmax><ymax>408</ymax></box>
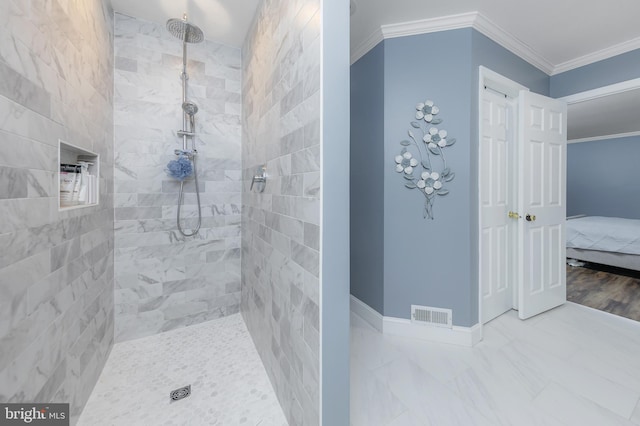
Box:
<box><xmin>182</xmin><ymin>101</ymin><xmax>199</xmax><ymax>116</ymax></box>
<box><xmin>182</xmin><ymin>101</ymin><xmax>198</xmax><ymax>132</ymax></box>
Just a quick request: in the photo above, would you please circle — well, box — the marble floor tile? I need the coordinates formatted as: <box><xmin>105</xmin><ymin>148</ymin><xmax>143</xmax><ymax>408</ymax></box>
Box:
<box><xmin>78</xmin><ymin>314</ymin><xmax>286</xmax><ymax>426</ymax></box>
<box><xmin>385</xmin><ymin>411</ymin><xmax>428</xmax><ymax>426</ymax></box>
<box><xmin>505</xmin><ymin>338</ymin><xmax>639</xmax><ymax>418</ymax></box>
<box><xmin>350</xmin><ymin>314</ymin><xmax>404</xmax><ymax>371</ymax></box>
<box><xmin>488</xmin><ymin>309</ymin><xmax>581</xmax><ymax>360</ymax></box>
<box><xmin>537</xmin><ymin>303</ymin><xmax>640</xmax><ymax>352</ymax></box>
<box><xmin>533</xmin><ymin>382</ymin><xmax>635</xmax><ymax>426</ymax></box>
<box><xmin>389</xmin><ymin>335</ymin><xmax>475</xmax><ymax>384</ymax></box>
<box><xmin>351</xmin><ymin>302</ymin><xmax>640</xmax><ymax>426</ymax></box>
<box><xmin>569</xmin><ymin>349</ymin><xmax>640</xmax><ymax>392</ymax></box>
<box><xmin>631</xmin><ymin>400</ymin><xmax>640</xmax><ymax>425</ymax></box>
<box><xmin>371</xmin><ymin>358</ymin><xmax>494</xmax><ymax>426</ymax></box>
<box><xmin>350</xmin><ymin>360</ymin><xmax>407</xmax><ymax>426</ymax></box>
<box><xmin>446</xmin><ymin>366</ymin><xmax>517</xmax><ymax>426</ymax></box>
<box><xmin>535</xmin><ymin>306</ymin><xmax>640</xmax><ymax>402</ymax></box>
<box><xmin>446</xmin><ymin>367</ymin><xmax>565</xmax><ymax>426</ymax></box>
<box><xmin>467</xmin><ymin>342</ymin><xmax>549</xmax><ymax>401</ymax></box>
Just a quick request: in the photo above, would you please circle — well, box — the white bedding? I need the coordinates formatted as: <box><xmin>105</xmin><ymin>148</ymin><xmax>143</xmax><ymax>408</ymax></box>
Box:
<box><xmin>566</xmin><ymin>216</ymin><xmax>640</xmax><ymax>255</ymax></box>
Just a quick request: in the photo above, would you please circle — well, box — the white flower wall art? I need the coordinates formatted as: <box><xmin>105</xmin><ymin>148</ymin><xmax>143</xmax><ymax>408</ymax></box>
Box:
<box><xmin>394</xmin><ymin>99</ymin><xmax>456</xmax><ymax>219</ymax></box>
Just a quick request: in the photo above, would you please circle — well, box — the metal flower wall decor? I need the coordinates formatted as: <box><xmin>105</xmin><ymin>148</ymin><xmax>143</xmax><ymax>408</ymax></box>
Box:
<box><xmin>394</xmin><ymin>99</ymin><xmax>456</xmax><ymax>219</ymax></box>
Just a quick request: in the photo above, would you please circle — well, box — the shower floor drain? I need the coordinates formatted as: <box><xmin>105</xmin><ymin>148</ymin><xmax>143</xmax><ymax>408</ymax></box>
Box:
<box><xmin>170</xmin><ymin>385</ymin><xmax>191</xmax><ymax>402</ymax></box>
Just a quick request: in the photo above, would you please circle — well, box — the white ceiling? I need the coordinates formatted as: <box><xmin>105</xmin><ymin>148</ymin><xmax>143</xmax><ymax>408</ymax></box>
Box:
<box><xmin>350</xmin><ymin>0</ymin><xmax>640</xmax><ymax>142</ymax></box>
<box><xmin>351</xmin><ymin>0</ymin><xmax>640</xmax><ymax>74</ymax></box>
<box><xmin>111</xmin><ymin>0</ymin><xmax>640</xmax><ymax>142</ymax></box>
<box><xmin>110</xmin><ymin>0</ymin><xmax>640</xmax><ymax>72</ymax></box>
<box><xmin>109</xmin><ymin>0</ymin><xmax>261</xmax><ymax>47</ymax></box>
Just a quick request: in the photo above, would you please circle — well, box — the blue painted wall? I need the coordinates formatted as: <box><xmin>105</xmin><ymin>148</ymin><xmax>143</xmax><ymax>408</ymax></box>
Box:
<box><xmin>321</xmin><ymin>0</ymin><xmax>350</xmax><ymax>423</ymax></box>
<box><xmin>350</xmin><ymin>30</ymin><xmax>637</xmax><ymax>327</ymax></box>
<box><xmin>384</xmin><ymin>29</ymin><xmax>475</xmax><ymax>325</ymax></box>
<box><xmin>550</xmin><ymin>49</ymin><xmax>640</xmax><ymax>221</ymax></box>
<box><xmin>350</xmin><ymin>42</ymin><xmax>385</xmax><ymax>313</ymax></box>
<box><xmin>382</xmin><ymin>29</ymin><xmax>551</xmax><ymax>326</ymax></box>
<box><xmin>350</xmin><ymin>28</ymin><xmax>553</xmax><ymax>327</ymax></box>
<box><xmin>567</xmin><ymin>136</ymin><xmax>640</xmax><ymax>219</ymax></box>
<box><xmin>472</xmin><ymin>32</ymin><xmax>550</xmax><ymax>96</ymax></box>
<box><xmin>550</xmin><ymin>48</ymin><xmax>640</xmax><ymax>97</ymax></box>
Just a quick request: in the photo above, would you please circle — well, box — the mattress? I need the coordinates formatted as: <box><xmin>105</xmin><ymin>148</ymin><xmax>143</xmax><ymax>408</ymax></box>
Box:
<box><xmin>566</xmin><ymin>216</ymin><xmax>640</xmax><ymax>255</ymax></box>
<box><xmin>566</xmin><ymin>248</ymin><xmax>640</xmax><ymax>271</ymax></box>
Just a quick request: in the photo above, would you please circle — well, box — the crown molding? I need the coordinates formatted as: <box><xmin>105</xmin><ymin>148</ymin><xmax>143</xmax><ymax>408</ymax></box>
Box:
<box><xmin>568</xmin><ymin>131</ymin><xmax>640</xmax><ymax>144</ymax></box>
<box><xmin>380</xmin><ymin>11</ymin><xmax>478</xmax><ymax>40</ymax></box>
<box><xmin>350</xmin><ymin>12</ymin><xmax>640</xmax><ymax>75</ymax></box>
<box><xmin>552</xmin><ymin>35</ymin><xmax>640</xmax><ymax>75</ymax></box>
<box><xmin>351</xmin><ymin>12</ymin><xmax>555</xmax><ymax>74</ymax></box>
<box><xmin>472</xmin><ymin>13</ymin><xmax>554</xmax><ymax>74</ymax></box>
<box><xmin>560</xmin><ymin>77</ymin><xmax>640</xmax><ymax>104</ymax></box>
<box><xmin>350</xmin><ymin>28</ymin><xmax>383</xmax><ymax>65</ymax></box>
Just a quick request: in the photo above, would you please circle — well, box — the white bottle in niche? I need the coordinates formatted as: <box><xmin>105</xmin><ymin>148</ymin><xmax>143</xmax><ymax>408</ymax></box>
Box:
<box><xmin>60</xmin><ymin>164</ymin><xmax>77</xmax><ymax>207</ymax></box>
<box><xmin>91</xmin><ymin>175</ymin><xmax>97</xmax><ymax>204</ymax></box>
<box><xmin>87</xmin><ymin>175</ymin><xmax>94</xmax><ymax>205</ymax></box>
<box><xmin>77</xmin><ymin>162</ymin><xmax>92</xmax><ymax>204</ymax></box>
<box><xmin>71</xmin><ymin>164</ymin><xmax>81</xmax><ymax>204</ymax></box>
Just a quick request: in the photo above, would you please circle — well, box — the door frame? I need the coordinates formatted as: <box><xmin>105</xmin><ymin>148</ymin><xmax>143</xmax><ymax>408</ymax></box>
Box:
<box><xmin>477</xmin><ymin>66</ymin><xmax>529</xmax><ymax>332</ymax></box>
<box><xmin>477</xmin><ymin>72</ymin><xmax>638</xmax><ymax>334</ymax></box>
<box><xmin>559</xmin><ymin>77</ymin><xmax>640</xmax><ymax>143</ymax></box>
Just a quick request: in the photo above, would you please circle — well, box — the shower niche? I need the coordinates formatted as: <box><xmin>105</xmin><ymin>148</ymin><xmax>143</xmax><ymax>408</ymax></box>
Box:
<box><xmin>58</xmin><ymin>140</ymin><xmax>100</xmax><ymax>210</ymax></box>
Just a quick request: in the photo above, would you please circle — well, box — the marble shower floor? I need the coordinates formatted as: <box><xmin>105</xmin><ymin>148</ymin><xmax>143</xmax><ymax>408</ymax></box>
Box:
<box><xmin>351</xmin><ymin>302</ymin><xmax>640</xmax><ymax>426</ymax></box>
<box><xmin>78</xmin><ymin>314</ymin><xmax>287</xmax><ymax>426</ymax></box>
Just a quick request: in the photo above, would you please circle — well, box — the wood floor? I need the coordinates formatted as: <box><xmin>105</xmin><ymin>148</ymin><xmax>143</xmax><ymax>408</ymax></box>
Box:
<box><xmin>566</xmin><ymin>263</ymin><xmax>640</xmax><ymax>322</ymax></box>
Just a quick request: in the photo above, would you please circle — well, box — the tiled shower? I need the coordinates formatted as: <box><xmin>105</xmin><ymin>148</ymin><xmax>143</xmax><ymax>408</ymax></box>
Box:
<box><xmin>113</xmin><ymin>14</ymin><xmax>243</xmax><ymax>342</ymax></box>
<box><xmin>0</xmin><ymin>0</ymin><xmax>115</xmax><ymax>420</ymax></box>
<box><xmin>0</xmin><ymin>0</ymin><xmax>351</xmax><ymax>424</ymax></box>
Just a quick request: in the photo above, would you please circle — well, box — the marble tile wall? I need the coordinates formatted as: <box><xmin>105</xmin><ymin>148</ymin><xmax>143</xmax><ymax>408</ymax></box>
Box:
<box><xmin>113</xmin><ymin>14</ymin><xmax>243</xmax><ymax>342</ymax></box>
<box><xmin>0</xmin><ymin>0</ymin><xmax>115</xmax><ymax>424</ymax></box>
<box><xmin>241</xmin><ymin>1</ymin><xmax>322</xmax><ymax>425</ymax></box>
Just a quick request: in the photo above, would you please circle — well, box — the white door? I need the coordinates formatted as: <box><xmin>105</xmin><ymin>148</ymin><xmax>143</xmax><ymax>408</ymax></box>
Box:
<box><xmin>517</xmin><ymin>91</ymin><xmax>567</xmax><ymax>320</ymax></box>
<box><xmin>480</xmin><ymin>89</ymin><xmax>515</xmax><ymax>323</ymax></box>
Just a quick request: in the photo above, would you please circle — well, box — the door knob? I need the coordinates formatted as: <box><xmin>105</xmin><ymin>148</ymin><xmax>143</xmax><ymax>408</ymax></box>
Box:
<box><xmin>508</xmin><ymin>211</ymin><xmax>521</xmax><ymax>219</ymax></box>
<box><xmin>526</xmin><ymin>214</ymin><xmax>536</xmax><ymax>222</ymax></box>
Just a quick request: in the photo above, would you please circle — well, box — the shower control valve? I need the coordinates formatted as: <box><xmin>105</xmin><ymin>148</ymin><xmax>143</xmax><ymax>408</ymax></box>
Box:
<box><xmin>250</xmin><ymin>166</ymin><xmax>267</xmax><ymax>193</ymax></box>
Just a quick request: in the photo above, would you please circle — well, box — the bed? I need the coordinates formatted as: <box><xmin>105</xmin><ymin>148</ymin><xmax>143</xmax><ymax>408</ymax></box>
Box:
<box><xmin>566</xmin><ymin>215</ymin><xmax>640</xmax><ymax>271</ymax></box>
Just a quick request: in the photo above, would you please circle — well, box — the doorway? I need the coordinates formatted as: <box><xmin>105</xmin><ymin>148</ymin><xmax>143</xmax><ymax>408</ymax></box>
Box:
<box><xmin>478</xmin><ymin>66</ymin><xmax>568</xmax><ymax>325</ymax></box>
<box><xmin>561</xmin><ymin>79</ymin><xmax>640</xmax><ymax>322</ymax></box>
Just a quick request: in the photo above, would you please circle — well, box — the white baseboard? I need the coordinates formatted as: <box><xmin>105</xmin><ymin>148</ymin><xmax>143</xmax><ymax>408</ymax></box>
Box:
<box><xmin>350</xmin><ymin>295</ymin><xmax>384</xmax><ymax>332</ymax></box>
<box><xmin>383</xmin><ymin>317</ymin><xmax>482</xmax><ymax>347</ymax></box>
<box><xmin>350</xmin><ymin>295</ymin><xmax>483</xmax><ymax>347</ymax></box>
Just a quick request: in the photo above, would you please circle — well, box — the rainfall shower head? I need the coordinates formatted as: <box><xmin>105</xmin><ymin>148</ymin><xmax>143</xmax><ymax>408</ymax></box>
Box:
<box><xmin>182</xmin><ymin>101</ymin><xmax>199</xmax><ymax>116</ymax></box>
<box><xmin>166</xmin><ymin>16</ymin><xmax>204</xmax><ymax>43</ymax></box>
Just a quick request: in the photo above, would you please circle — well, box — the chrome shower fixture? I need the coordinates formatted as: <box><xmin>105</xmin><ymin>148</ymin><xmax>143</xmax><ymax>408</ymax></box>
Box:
<box><xmin>174</xmin><ymin>149</ymin><xmax>195</xmax><ymax>158</ymax></box>
<box><xmin>182</xmin><ymin>101</ymin><xmax>198</xmax><ymax>116</ymax></box>
<box><xmin>166</xmin><ymin>12</ymin><xmax>204</xmax><ymax>238</ymax></box>
<box><xmin>166</xmin><ymin>14</ymin><xmax>204</xmax><ymax>44</ymax></box>
<box><xmin>182</xmin><ymin>101</ymin><xmax>198</xmax><ymax>133</ymax></box>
